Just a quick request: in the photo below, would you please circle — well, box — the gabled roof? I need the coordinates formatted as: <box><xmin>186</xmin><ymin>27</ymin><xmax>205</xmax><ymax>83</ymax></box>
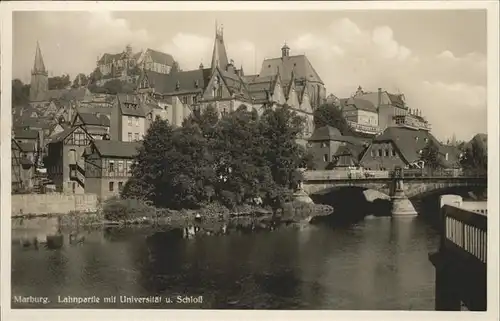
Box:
<box><xmin>372</xmin><ymin>127</ymin><xmax>440</xmax><ymax>163</ymax></box>
<box><xmin>143</xmin><ymin>68</ymin><xmax>212</xmax><ymax>95</ymax></box>
<box><xmin>117</xmin><ymin>94</ymin><xmax>146</xmax><ymax>117</ymax></box>
<box><xmin>308</xmin><ymin>126</ymin><xmax>341</xmax><ymax>141</ymax></box>
<box><xmin>145</xmin><ymin>48</ymin><xmax>175</xmax><ymax>66</ymax></box>
<box><xmin>90</xmin><ymin>140</ymin><xmax>141</xmax><ymax>158</ymax></box>
<box><xmin>75</xmin><ymin>112</ymin><xmax>110</xmax><ymax>127</ymax></box>
<box><xmin>13</xmin><ymin>129</ymin><xmax>39</xmax><ymax>140</ymax></box>
<box><xmin>308</xmin><ymin>125</ymin><xmax>368</xmax><ymax>145</ymax></box>
<box><xmin>218</xmin><ymin>69</ymin><xmax>252</xmax><ymax>101</ymax></box>
<box><xmin>245</xmin><ymin>75</ymin><xmax>280</xmax><ymax>104</ymax></box>
<box><xmin>387</xmin><ymin>93</ymin><xmax>405</xmax><ymax>109</ymax></box>
<box><xmin>49</xmin><ymin>125</ymin><xmax>91</xmax><ymax>144</ymax></box>
<box><xmin>333</xmin><ymin>144</ymin><xmax>365</xmax><ymax>165</ymax></box>
<box><xmin>13</xmin><ymin>117</ymin><xmax>52</xmax><ymax>130</ymax></box>
<box><xmin>343</xmin><ymin>98</ymin><xmax>378</xmax><ymax>113</ymax></box>
<box><xmin>98</xmin><ymin>52</ymin><xmax>126</xmax><ymax>64</ymax></box>
<box><xmin>258</xmin><ymin>54</ymin><xmax>324</xmax><ymax>84</ymax></box>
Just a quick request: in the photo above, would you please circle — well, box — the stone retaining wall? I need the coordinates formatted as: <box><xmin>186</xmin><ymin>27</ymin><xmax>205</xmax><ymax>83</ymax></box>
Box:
<box><xmin>11</xmin><ymin>193</ymin><xmax>99</xmax><ymax>217</ymax></box>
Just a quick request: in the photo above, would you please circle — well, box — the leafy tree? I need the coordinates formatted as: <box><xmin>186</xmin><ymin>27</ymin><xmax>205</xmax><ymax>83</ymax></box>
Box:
<box><xmin>12</xmin><ymin>79</ymin><xmax>30</xmax><ymax>106</ymax></box>
<box><xmin>72</xmin><ymin>73</ymin><xmax>88</xmax><ymax>88</ymax></box>
<box><xmin>213</xmin><ymin>108</ymin><xmax>275</xmax><ymax>207</ymax></box>
<box><xmin>421</xmin><ymin>139</ymin><xmax>445</xmax><ymax>169</ymax></box>
<box><xmin>460</xmin><ymin>134</ymin><xmax>487</xmax><ymax>172</ymax></box>
<box><xmin>88</xmin><ymin>67</ymin><xmax>103</xmax><ymax>84</ymax></box>
<box><xmin>165</xmin><ymin>123</ymin><xmax>217</xmax><ymax>209</ymax></box>
<box><xmin>314</xmin><ymin>103</ymin><xmax>352</xmax><ymax>135</ymax></box>
<box><xmin>123</xmin><ymin>104</ymin><xmax>311</xmax><ymax>211</ymax></box>
<box><xmin>259</xmin><ymin>105</ymin><xmax>307</xmax><ymax>193</ymax></box>
<box><xmin>48</xmin><ymin>74</ymin><xmax>71</xmax><ymax>90</ymax></box>
<box><xmin>121</xmin><ymin>117</ymin><xmax>175</xmax><ymax>206</ymax></box>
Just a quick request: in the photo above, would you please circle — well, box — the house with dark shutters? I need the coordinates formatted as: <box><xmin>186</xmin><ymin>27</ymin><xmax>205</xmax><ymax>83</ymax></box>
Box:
<box><xmin>83</xmin><ymin>140</ymin><xmax>140</xmax><ymax>200</ymax></box>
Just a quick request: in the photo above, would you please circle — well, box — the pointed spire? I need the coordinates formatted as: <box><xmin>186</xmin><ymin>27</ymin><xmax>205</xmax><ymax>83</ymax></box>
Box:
<box><xmin>211</xmin><ymin>20</ymin><xmax>229</xmax><ymax>72</ymax></box>
<box><xmin>32</xmin><ymin>41</ymin><xmax>47</xmax><ymax>75</ymax></box>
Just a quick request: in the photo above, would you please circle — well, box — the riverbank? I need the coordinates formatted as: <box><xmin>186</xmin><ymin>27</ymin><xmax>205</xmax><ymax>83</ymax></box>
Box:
<box><xmin>12</xmin><ymin>200</ymin><xmax>334</xmax><ymax>230</ymax></box>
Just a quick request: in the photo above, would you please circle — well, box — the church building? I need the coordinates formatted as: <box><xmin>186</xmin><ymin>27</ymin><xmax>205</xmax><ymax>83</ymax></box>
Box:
<box><xmin>135</xmin><ymin>22</ymin><xmax>318</xmax><ymax>142</ymax></box>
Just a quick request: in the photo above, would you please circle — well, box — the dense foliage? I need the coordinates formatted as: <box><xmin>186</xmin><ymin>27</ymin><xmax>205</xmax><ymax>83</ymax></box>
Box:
<box><xmin>122</xmin><ymin>105</ymin><xmax>309</xmax><ymax>211</ymax></box>
<box><xmin>48</xmin><ymin>74</ymin><xmax>71</xmax><ymax>90</ymax></box>
<box><xmin>72</xmin><ymin>73</ymin><xmax>88</xmax><ymax>88</ymax></box>
<box><xmin>12</xmin><ymin>79</ymin><xmax>30</xmax><ymax>106</ymax></box>
<box><xmin>460</xmin><ymin>134</ymin><xmax>487</xmax><ymax>173</ymax></box>
<box><xmin>420</xmin><ymin>139</ymin><xmax>445</xmax><ymax>169</ymax></box>
<box><xmin>88</xmin><ymin>79</ymin><xmax>136</xmax><ymax>94</ymax></box>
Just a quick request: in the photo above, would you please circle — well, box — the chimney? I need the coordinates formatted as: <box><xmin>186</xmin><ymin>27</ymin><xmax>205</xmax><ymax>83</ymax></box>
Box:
<box><xmin>377</xmin><ymin>88</ymin><xmax>382</xmax><ymax>108</ymax></box>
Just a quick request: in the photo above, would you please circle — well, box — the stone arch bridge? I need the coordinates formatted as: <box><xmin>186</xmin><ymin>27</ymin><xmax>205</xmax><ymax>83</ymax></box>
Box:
<box><xmin>301</xmin><ymin>171</ymin><xmax>487</xmax><ymax>217</ymax></box>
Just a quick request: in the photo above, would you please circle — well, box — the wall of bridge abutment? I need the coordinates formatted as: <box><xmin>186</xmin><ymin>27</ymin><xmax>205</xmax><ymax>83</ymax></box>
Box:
<box><xmin>301</xmin><ymin>179</ymin><xmax>487</xmax><ymax>218</ymax></box>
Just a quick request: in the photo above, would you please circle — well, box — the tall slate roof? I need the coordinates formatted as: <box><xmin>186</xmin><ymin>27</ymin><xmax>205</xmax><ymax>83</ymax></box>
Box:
<box><xmin>33</xmin><ymin>41</ymin><xmax>47</xmax><ymax>74</ymax></box>
<box><xmin>91</xmin><ymin>140</ymin><xmax>141</xmax><ymax>158</ymax></box>
<box><xmin>145</xmin><ymin>48</ymin><xmax>175</xmax><ymax>66</ymax></box>
<box><xmin>117</xmin><ymin>94</ymin><xmax>146</xmax><ymax>117</ymax></box>
<box><xmin>143</xmin><ymin>69</ymin><xmax>212</xmax><ymax>95</ymax></box>
<box><xmin>373</xmin><ymin>127</ymin><xmax>440</xmax><ymax>163</ymax></box>
<box><xmin>343</xmin><ymin>98</ymin><xmax>378</xmax><ymax>113</ymax></box>
<box><xmin>76</xmin><ymin>112</ymin><xmax>110</xmax><ymax>127</ymax></box>
<box><xmin>258</xmin><ymin>54</ymin><xmax>324</xmax><ymax>84</ymax></box>
<box><xmin>13</xmin><ymin>129</ymin><xmax>39</xmax><ymax>140</ymax></box>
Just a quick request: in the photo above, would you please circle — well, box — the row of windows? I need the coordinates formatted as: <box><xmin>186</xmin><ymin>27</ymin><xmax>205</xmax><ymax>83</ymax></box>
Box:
<box><xmin>109</xmin><ymin>181</ymin><xmax>124</xmax><ymax>192</ymax></box>
<box><xmin>108</xmin><ymin>160</ymin><xmax>133</xmax><ymax>174</ymax></box>
<box><xmin>127</xmin><ymin>132</ymin><xmax>142</xmax><ymax>142</ymax></box>
<box><xmin>66</xmin><ymin>132</ymin><xmax>91</xmax><ymax>146</ymax></box>
<box><xmin>182</xmin><ymin>95</ymin><xmax>199</xmax><ymax>105</ymax></box>
<box><xmin>370</xmin><ymin>149</ymin><xmax>398</xmax><ymax>157</ymax></box>
<box><xmin>127</xmin><ymin>116</ymin><xmax>141</xmax><ymax>127</ymax></box>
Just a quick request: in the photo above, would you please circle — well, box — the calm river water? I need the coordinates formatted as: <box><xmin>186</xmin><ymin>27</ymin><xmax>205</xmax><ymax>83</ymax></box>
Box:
<box><xmin>11</xmin><ymin>215</ymin><xmax>441</xmax><ymax>310</ymax></box>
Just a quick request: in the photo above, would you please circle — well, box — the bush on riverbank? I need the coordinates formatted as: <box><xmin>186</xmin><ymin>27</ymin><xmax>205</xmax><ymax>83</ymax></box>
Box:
<box><xmin>102</xmin><ymin>197</ymin><xmax>156</xmax><ymax>223</ymax></box>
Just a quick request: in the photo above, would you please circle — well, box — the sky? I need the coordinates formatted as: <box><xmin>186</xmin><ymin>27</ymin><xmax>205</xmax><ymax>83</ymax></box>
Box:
<box><xmin>12</xmin><ymin>10</ymin><xmax>487</xmax><ymax>141</ymax></box>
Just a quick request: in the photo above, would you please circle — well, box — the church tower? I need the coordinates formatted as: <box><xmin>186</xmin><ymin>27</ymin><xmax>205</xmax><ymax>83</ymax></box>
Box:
<box><xmin>30</xmin><ymin>41</ymin><xmax>49</xmax><ymax>102</ymax></box>
<box><xmin>210</xmin><ymin>22</ymin><xmax>229</xmax><ymax>72</ymax></box>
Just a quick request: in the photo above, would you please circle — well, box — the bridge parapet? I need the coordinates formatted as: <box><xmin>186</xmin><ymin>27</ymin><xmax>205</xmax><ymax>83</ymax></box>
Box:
<box><xmin>429</xmin><ymin>203</ymin><xmax>487</xmax><ymax>311</ymax></box>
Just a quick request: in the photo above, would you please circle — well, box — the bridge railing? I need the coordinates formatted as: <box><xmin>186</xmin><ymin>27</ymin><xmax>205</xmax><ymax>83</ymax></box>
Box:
<box><xmin>393</xmin><ymin>168</ymin><xmax>486</xmax><ymax>178</ymax></box>
<box><xmin>441</xmin><ymin>204</ymin><xmax>487</xmax><ymax>264</ymax></box>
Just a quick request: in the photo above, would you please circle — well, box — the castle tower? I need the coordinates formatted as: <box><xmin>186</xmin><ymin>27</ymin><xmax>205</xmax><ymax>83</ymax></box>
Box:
<box><xmin>30</xmin><ymin>41</ymin><xmax>48</xmax><ymax>102</ymax></box>
<box><xmin>210</xmin><ymin>21</ymin><xmax>229</xmax><ymax>72</ymax></box>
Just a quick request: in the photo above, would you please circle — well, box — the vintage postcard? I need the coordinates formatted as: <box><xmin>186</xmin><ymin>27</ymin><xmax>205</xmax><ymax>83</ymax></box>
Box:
<box><xmin>1</xmin><ymin>1</ymin><xmax>499</xmax><ymax>321</ymax></box>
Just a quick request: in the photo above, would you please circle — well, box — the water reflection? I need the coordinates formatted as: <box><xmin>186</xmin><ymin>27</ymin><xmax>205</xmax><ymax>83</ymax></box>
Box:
<box><xmin>12</xmin><ymin>216</ymin><xmax>440</xmax><ymax>310</ymax></box>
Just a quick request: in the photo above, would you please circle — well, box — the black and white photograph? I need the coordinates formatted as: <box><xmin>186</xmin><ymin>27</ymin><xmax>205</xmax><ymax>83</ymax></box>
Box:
<box><xmin>1</xmin><ymin>1</ymin><xmax>498</xmax><ymax>320</ymax></box>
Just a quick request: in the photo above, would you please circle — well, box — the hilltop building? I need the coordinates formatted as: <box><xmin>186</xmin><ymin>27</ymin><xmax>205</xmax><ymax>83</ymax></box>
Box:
<box><xmin>136</xmin><ymin>23</ymin><xmax>318</xmax><ymax>143</ymax></box>
<box><xmin>97</xmin><ymin>45</ymin><xmax>176</xmax><ymax>78</ymax></box>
